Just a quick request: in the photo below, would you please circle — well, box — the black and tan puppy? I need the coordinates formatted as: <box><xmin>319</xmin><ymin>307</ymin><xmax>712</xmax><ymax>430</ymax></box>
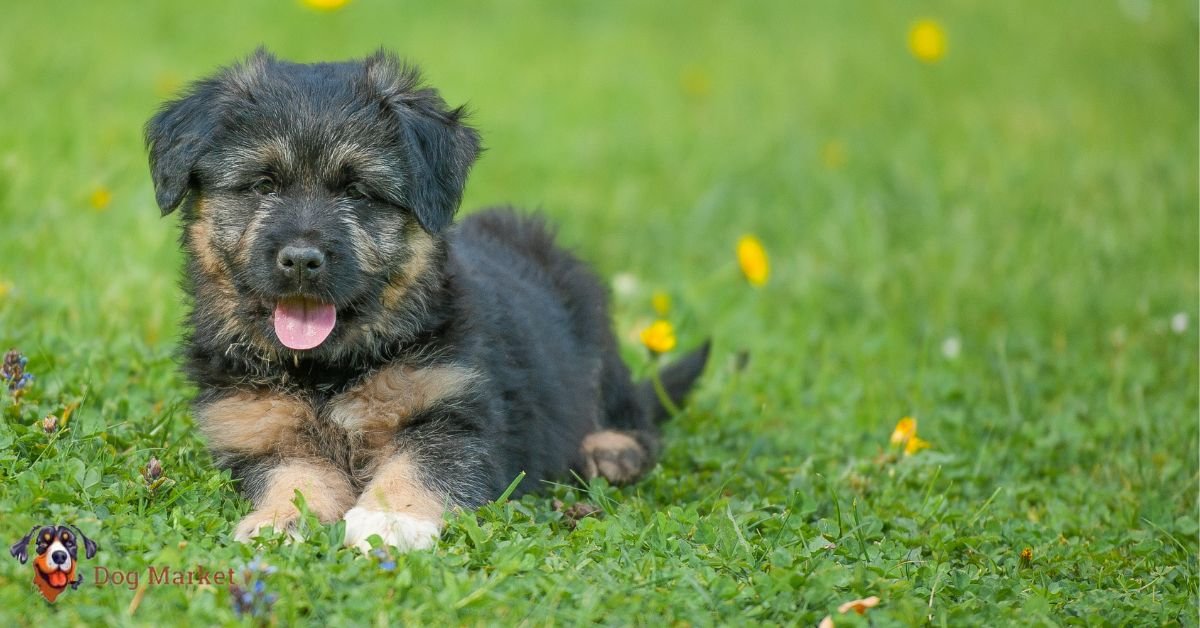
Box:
<box><xmin>145</xmin><ymin>49</ymin><xmax>708</xmax><ymax>551</ymax></box>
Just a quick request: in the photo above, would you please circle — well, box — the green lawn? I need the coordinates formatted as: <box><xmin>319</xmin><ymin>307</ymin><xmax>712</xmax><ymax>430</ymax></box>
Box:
<box><xmin>1</xmin><ymin>1</ymin><xmax>1196</xmax><ymax>625</ymax></box>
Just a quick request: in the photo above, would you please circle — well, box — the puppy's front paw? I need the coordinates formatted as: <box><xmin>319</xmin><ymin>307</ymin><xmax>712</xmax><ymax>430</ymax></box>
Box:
<box><xmin>342</xmin><ymin>507</ymin><xmax>440</xmax><ymax>553</ymax></box>
<box><xmin>233</xmin><ymin>510</ymin><xmax>304</xmax><ymax>544</ymax></box>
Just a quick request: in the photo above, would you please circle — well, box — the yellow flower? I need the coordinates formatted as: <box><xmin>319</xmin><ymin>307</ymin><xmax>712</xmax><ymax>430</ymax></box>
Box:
<box><xmin>651</xmin><ymin>291</ymin><xmax>672</xmax><ymax>316</ymax></box>
<box><xmin>301</xmin><ymin>0</ymin><xmax>350</xmax><ymax>11</ymax></box>
<box><xmin>640</xmin><ymin>320</ymin><xmax>677</xmax><ymax>355</ymax></box>
<box><xmin>820</xmin><ymin>140</ymin><xmax>847</xmax><ymax>170</ymax></box>
<box><xmin>904</xmin><ymin>435</ymin><xmax>932</xmax><ymax>456</ymax></box>
<box><xmin>737</xmin><ymin>235</ymin><xmax>769</xmax><ymax>287</ymax></box>
<box><xmin>889</xmin><ymin>417</ymin><xmax>917</xmax><ymax>446</ymax></box>
<box><xmin>679</xmin><ymin>66</ymin><xmax>712</xmax><ymax>98</ymax></box>
<box><xmin>890</xmin><ymin>416</ymin><xmax>933</xmax><ymax>455</ymax></box>
<box><xmin>908</xmin><ymin>19</ymin><xmax>947</xmax><ymax>63</ymax></box>
<box><xmin>89</xmin><ymin>186</ymin><xmax>112</xmax><ymax>211</ymax></box>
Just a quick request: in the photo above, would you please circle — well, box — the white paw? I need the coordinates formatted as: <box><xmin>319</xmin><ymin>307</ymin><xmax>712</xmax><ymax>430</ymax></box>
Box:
<box><xmin>342</xmin><ymin>507</ymin><xmax>440</xmax><ymax>553</ymax></box>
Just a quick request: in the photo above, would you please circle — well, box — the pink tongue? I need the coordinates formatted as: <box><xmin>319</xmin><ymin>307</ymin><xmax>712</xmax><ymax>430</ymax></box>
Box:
<box><xmin>273</xmin><ymin>299</ymin><xmax>337</xmax><ymax>350</ymax></box>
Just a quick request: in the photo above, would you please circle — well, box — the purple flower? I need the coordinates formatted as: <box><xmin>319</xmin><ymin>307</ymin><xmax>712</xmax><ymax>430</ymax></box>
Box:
<box><xmin>1</xmin><ymin>349</ymin><xmax>33</xmax><ymax>398</ymax></box>
<box><xmin>230</xmin><ymin>556</ymin><xmax>278</xmax><ymax>619</ymax></box>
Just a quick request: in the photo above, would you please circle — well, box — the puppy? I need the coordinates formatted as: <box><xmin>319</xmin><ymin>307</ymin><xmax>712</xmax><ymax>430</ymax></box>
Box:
<box><xmin>10</xmin><ymin>524</ymin><xmax>98</xmax><ymax>602</ymax></box>
<box><xmin>145</xmin><ymin>49</ymin><xmax>709</xmax><ymax>551</ymax></box>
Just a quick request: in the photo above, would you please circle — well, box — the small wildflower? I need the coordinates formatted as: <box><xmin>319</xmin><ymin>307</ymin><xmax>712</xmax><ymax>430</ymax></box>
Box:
<box><xmin>889</xmin><ymin>417</ymin><xmax>917</xmax><ymax>446</ymax></box>
<box><xmin>679</xmin><ymin>65</ymin><xmax>712</xmax><ymax>99</ymax></box>
<box><xmin>143</xmin><ymin>457</ymin><xmax>163</xmax><ymax>482</ymax></box>
<box><xmin>640</xmin><ymin>320</ymin><xmax>677</xmax><ymax>355</ymax></box>
<box><xmin>651</xmin><ymin>290</ymin><xmax>672</xmax><ymax>316</ymax></box>
<box><xmin>908</xmin><ymin>19</ymin><xmax>947</xmax><ymax>63</ymax></box>
<box><xmin>89</xmin><ymin>186</ymin><xmax>112</xmax><ymax>211</ymax></box>
<box><xmin>904</xmin><ymin>435</ymin><xmax>932</xmax><ymax>456</ymax></box>
<box><xmin>154</xmin><ymin>72</ymin><xmax>182</xmax><ymax>98</ymax></box>
<box><xmin>1</xmin><ymin>349</ymin><xmax>33</xmax><ymax>400</ymax></box>
<box><xmin>553</xmin><ymin>499</ymin><xmax>603</xmax><ymax>529</ymax></box>
<box><xmin>1171</xmin><ymin>312</ymin><xmax>1188</xmax><ymax>334</ymax></box>
<box><xmin>736</xmin><ymin>235</ymin><xmax>770</xmax><ymax>287</ymax></box>
<box><xmin>820</xmin><ymin>140</ymin><xmax>847</xmax><ymax>170</ymax></box>
<box><xmin>231</xmin><ymin>557</ymin><xmax>278</xmax><ymax>619</ymax></box>
<box><xmin>301</xmin><ymin>0</ymin><xmax>350</xmax><ymax>11</ymax></box>
<box><xmin>941</xmin><ymin>336</ymin><xmax>961</xmax><ymax>359</ymax></box>
<box><xmin>1019</xmin><ymin>546</ymin><xmax>1033</xmax><ymax>568</ymax></box>
<box><xmin>837</xmin><ymin>596</ymin><xmax>880</xmax><ymax>615</ymax></box>
<box><xmin>42</xmin><ymin>415</ymin><xmax>58</xmax><ymax>434</ymax></box>
<box><xmin>890</xmin><ymin>416</ymin><xmax>934</xmax><ymax>456</ymax></box>
<box><xmin>142</xmin><ymin>456</ymin><xmax>173</xmax><ymax>494</ymax></box>
<box><xmin>611</xmin><ymin>272</ymin><xmax>639</xmax><ymax>298</ymax></box>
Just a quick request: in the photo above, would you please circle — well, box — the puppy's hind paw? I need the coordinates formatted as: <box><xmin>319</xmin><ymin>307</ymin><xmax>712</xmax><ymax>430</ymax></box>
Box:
<box><xmin>581</xmin><ymin>430</ymin><xmax>650</xmax><ymax>485</ymax></box>
<box><xmin>342</xmin><ymin>507</ymin><xmax>441</xmax><ymax>553</ymax></box>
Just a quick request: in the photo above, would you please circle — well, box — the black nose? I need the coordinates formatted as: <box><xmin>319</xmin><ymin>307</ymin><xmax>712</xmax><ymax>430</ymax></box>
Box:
<box><xmin>51</xmin><ymin>550</ymin><xmax>68</xmax><ymax>565</ymax></box>
<box><xmin>276</xmin><ymin>244</ymin><xmax>325</xmax><ymax>280</ymax></box>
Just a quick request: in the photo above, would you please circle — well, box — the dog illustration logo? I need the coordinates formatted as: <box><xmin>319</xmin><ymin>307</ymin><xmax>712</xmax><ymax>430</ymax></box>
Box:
<box><xmin>9</xmin><ymin>524</ymin><xmax>98</xmax><ymax>602</ymax></box>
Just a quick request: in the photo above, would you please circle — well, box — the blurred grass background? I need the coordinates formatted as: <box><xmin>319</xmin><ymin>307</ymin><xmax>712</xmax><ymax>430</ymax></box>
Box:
<box><xmin>0</xmin><ymin>0</ymin><xmax>1196</xmax><ymax>624</ymax></box>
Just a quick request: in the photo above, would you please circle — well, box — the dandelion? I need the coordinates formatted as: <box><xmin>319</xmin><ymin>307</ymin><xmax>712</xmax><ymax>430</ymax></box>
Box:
<box><xmin>820</xmin><ymin>140</ymin><xmax>847</xmax><ymax>170</ymax></box>
<box><xmin>737</xmin><ymin>235</ymin><xmax>769</xmax><ymax>287</ymax></box>
<box><xmin>1171</xmin><ymin>312</ymin><xmax>1188</xmax><ymax>334</ymax></box>
<box><xmin>640</xmin><ymin>320</ymin><xmax>676</xmax><ymax>355</ymax></box>
<box><xmin>908</xmin><ymin>19</ymin><xmax>947</xmax><ymax>63</ymax></box>
<box><xmin>679</xmin><ymin>65</ymin><xmax>712</xmax><ymax>99</ymax></box>
<box><xmin>941</xmin><ymin>336</ymin><xmax>961</xmax><ymax>359</ymax></box>
<box><xmin>301</xmin><ymin>0</ymin><xmax>350</xmax><ymax>11</ymax></box>
<box><xmin>1019</xmin><ymin>546</ymin><xmax>1033</xmax><ymax>569</ymax></box>
<box><xmin>889</xmin><ymin>417</ymin><xmax>917</xmax><ymax>446</ymax></box>
<box><xmin>1</xmin><ymin>349</ymin><xmax>33</xmax><ymax>400</ymax></box>
<box><xmin>651</xmin><ymin>291</ymin><xmax>672</xmax><ymax>316</ymax></box>
<box><xmin>890</xmin><ymin>416</ymin><xmax>933</xmax><ymax>456</ymax></box>
<box><xmin>904</xmin><ymin>435</ymin><xmax>932</xmax><ymax>456</ymax></box>
<box><xmin>89</xmin><ymin>186</ymin><xmax>112</xmax><ymax>211</ymax></box>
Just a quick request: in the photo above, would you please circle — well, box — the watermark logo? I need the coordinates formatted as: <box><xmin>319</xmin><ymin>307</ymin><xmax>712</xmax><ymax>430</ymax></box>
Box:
<box><xmin>9</xmin><ymin>523</ymin><xmax>99</xmax><ymax>603</ymax></box>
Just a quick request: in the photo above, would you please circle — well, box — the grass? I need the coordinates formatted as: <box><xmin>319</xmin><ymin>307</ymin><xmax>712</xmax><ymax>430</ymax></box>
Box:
<box><xmin>0</xmin><ymin>0</ymin><xmax>1196</xmax><ymax>625</ymax></box>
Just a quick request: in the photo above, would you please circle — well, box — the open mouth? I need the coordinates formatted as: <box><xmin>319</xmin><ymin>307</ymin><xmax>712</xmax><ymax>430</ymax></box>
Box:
<box><xmin>36</xmin><ymin>564</ymin><xmax>69</xmax><ymax>588</ymax></box>
<box><xmin>273</xmin><ymin>297</ymin><xmax>337</xmax><ymax>350</ymax></box>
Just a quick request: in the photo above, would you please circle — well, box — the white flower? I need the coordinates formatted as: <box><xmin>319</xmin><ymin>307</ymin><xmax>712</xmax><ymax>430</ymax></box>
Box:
<box><xmin>941</xmin><ymin>336</ymin><xmax>961</xmax><ymax>360</ymax></box>
<box><xmin>1171</xmin><ymin>312</ymin><xmax>1188</xmax><ymax>334</ymax></box>
<box><xmin>611</xmin><ymin>272</ymin><xmax>639</xmax><ymax>298</ymax></box>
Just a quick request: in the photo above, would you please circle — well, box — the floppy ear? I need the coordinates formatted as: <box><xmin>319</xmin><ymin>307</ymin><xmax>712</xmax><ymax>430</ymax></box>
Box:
<box><xmin>68</xmin><ymin>525</ymin><xmax>98</xmax><ymax>559</ymax></box>
<box><xmin>9</xmin><ymin>526</ymin><xmax>37</xmax><ymax>564</ymax></box>
<box><xmin>145</xmin><ymin>49</ymin><xmax>273</xmax><ymax>215</ymax></box>
<box><xmin>365</xmin><ymin>52</ymin><xmax>481</xmax><ymax>233</ymax></box>
<box><xmin>145</xmin><ymin>81</ymin><xmax>223</xmax><ymax>215</ymax></box>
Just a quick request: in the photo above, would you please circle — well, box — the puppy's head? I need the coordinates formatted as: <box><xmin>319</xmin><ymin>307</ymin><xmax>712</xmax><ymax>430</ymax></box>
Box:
<box><xmin>146</xmin><ymin>49</ymin><xmax>480</xmax><ymax>360</ymax></box>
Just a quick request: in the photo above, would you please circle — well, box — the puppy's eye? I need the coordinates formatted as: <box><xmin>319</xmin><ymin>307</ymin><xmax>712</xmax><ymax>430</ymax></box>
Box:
<box><xmin>344</xmin><ymin>182</ymin><xmax>368</xmax><ymax>200</ymax></box>
<box><xmin>250</xmin><ymin>177</ymin><xmax>277</xmax><ymax>196</ymax></box>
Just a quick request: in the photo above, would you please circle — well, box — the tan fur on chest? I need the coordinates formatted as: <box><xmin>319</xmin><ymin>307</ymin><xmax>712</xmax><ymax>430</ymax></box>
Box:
<box><xmin>196</xmin><ymin>364</ymin><xmax>478</xmax><ymax>461</ymax></box>
<box><xmin>326</xmin><ymin>364</ymin><xmax>478</xmax><ymax>450</ymax></box>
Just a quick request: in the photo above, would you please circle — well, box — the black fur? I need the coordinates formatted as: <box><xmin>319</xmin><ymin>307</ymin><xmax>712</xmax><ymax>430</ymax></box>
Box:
<box><xmin>146</xmin><ymin>49</ymin><xmax>709</xmax><ymax>521</ymax></box>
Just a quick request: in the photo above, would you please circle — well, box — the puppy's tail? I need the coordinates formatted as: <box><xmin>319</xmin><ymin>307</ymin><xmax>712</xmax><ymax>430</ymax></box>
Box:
<box><xmin>637</xmin><ymin>340</ymin><xmax>711</xmax><ymax>423</ymax></box>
